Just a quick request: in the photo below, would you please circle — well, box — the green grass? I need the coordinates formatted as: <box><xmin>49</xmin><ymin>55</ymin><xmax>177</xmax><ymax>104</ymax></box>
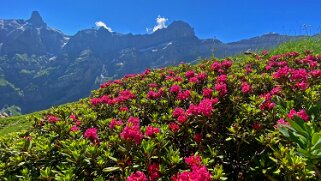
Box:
<box><xmin>0</xmin><ymin>113</ymin><xmax>37</xmax><ymax>136</ymax></box>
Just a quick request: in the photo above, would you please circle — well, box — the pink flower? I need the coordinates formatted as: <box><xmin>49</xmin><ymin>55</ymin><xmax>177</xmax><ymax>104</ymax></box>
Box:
<box><xmin>48</xmin><ymin>115</ymin><xmax>59</xmax><ymax>123</ymax></box>
<box><xmin>202</xmin><ymin>88</ymin><xmax>213</xmax><ymax>98</ymax></box>
<box><xmin>274</xmin><ymin>118</ymin><xmax>289</xmax><ymax>128</ymax></box>
<box><xmin>120</xmin><ymin>106</ymin><xmax>129</xmax><ymax>112</ymax></box>
<box><xmin>121</xmin><ymin>117</ymin><xmax>143</xmax><ymax>144</ymax></box>
<box><xmin>197</xmin><ymin>98</ymin><xmax>215</xmax><ymax>117</ymax></box>
<box><xmin>84</xmin><ymin>128</ymin><xmax>98</xmax><ymax>141</ymax></box>
<box><xmin>211</xmin><ymin>61</ymin><xmax>221</xmax><ymax>71</ymax></box>
<box><xmin>273</xmin><ymin>66</ymin><xmax>289</xmax><ymax>79</ymax></box>
<box><xmin>149</xmin><ymin>83</ymin><xmax>158</xmax><ymax>88</ymax></box>
<box><xmin>185</xmin><ymin>70</ymin><xmax>195</xmax><ymax>78</ymax></box>
<box><xmin>173</xmin><ymin>107</ymin><xmax>185</xmax><ymax>118</ymax></box>
<box><xmin>297</xmin><ymin>109</ymin><xmax>309</xmax><ymax>121</ymax></box>
<box><xmin>189</xmin><ymin>77</ymin><xmax>199</xmax><ymax>84</ymax></box>
<box><xmin>222</xmin><ymin>59</ymin><xmax>232</xmax><ymax>68</ymax></box>
<box><xmin>148</xmin><ymin>163</ymin><xmax>160</xmax><ymax>181</ymax></box>
<box><xmin>177</xmin><ymin>90</ymin><xmax>191</xmax><ymax>100</ymax></box>
<box><xmin>109</xmin><ymin>119</ymin><xmax>124</xmax><ymax>129</ymax></box>
<box><xmin>241</xmin><ymin>82</ymin><xmax>251</xmax><ymax>94</ymax></box>
<box><xmin>295</xmin><ymin>81</ymin><xmax>309</xmax><ymax>90</ymax></box>
<box><xmin>290</xmin><ymin>69</ymin><xmax>307</xmax><ymax>81</ymax></box>
<box><xmin>127</xmin><ymin>171</ymin><xmax>147</xmax><ymax>181</ymax></box>
<box><xmin>147</xmin><ymin>90</ymin><xmax>160</xmax><ymax>99</ymax></box>
<box><xmin>70</xmin><ymin>125</ymin><xmax>79</xmax><ymax>132</ymax></box>
<box><xmin>245</xmin><ymin>64</ymin><xmax>252</xmax><ymax>73</ymax></box>
<box><xmin>193</xmin><ymin>133</ymin><xmax>203</xmax><ymax>143</ymax></box>
<box><xmin>196</xmin><ymin>72</ymin><xmax>207</xmax><ymax>81</ymax></box>
<box><xmin>170</xmin><ymin>84</ymin><xmax>181</xmax><ymax>94</ymax></box>
<box><xmin>69</xmin><ymin>114</ymin><xmax>76</xmax><ymax>121</ymax></box>
<box><xmin>262</xmin><ymin>50</ymin><xmax>268</xmax><ymax>55</ymax></box>
<box><xmin>215</xmin><ymin>83</ymin><xmax>227</xmax><ymax>96</ymax></box>
<box><xmin>177</xmin><ymin>115</ymin><xmax>187</xmax><ymax>124</ymax></box>
<box><xmin>216</xmin><ymin>74</ymin><xmax>227</xmax><ymax>83</ymax></box>
<box><xmin>185</xmin><ymin>154</ymin><xmax>202</xmax><ymax>167</ymax></box>
<box><xmin>169</xmin><ymin>123</ymin><xmax>180</xmax><ymax>133</ymax></box>
<box><xmin>145</xmin><ymin>126</ymin><xmax>160</xmax><ymax>137</ymax></box>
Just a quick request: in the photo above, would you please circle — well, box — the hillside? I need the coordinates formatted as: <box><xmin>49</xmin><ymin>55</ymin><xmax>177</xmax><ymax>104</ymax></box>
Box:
<box><xmin>0</xmin><ymin>11</ymin><xmax>307</xmax><ymax>114</ymax></box>
<box><xmin>1</xmin><ymin>38</ymin><xmax>321</xmax><ymax>180</ymax></box>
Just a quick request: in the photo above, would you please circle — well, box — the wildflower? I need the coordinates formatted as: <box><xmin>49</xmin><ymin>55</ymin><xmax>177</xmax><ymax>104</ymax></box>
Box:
<box><xmin>84</xmin><ymin>128</ymin><xmax>98</xmax><ymax>141</ymax></box>
<box><xmin>189</xmin><ymin>77</ymin><xmax>199</xmax><ymax>84</ymax></box>
<box><xmin>70</xmin><ymin>125</ymin><xmax>79</xmax><ymax>132</ymax></box>
<box><xmin>211</xmin><ymin>61</ymin><xmax>221</xmax><ymax>71</ymax></box>
<box><xmin>196</xmin><ymin>72</ymin><xmax>207</xmax><ymax>81</ymax></box>
<box><xmin>274</xmin><ymin>118</ymin><xmax>289</xmax><ymax>128</ymax></box>
<box><xmin>148</xmin><ymin>163</ymin><xmax>160</xmax><ymax>181</ymax></box>
<box><xmin>295</xmin><ymin>81</ymin><xmax>309</xmax><ymax>90</ymax></box>
<box><xmin>120</xmin><ymin>106</ymin><xmax>129</xmax><ymax>112</ymax></box>
<box><xmin>252</xmin><ymin>122</ymin><xmax>262</xmax><ymax>131</ymax></box>
<box><xmin>177</xmin><ymin>115</ymin><xmax>187</xmax><ymax>124</ymax></box>
<box><xmin>48</xmin><ymin>115</ymin><xmax>59</xmax><ymax>123</ymax></box>
<box><xmin>127</xmin><ymin>171</ymin><xmax>147</xmax><ymax>181</ymax></box>
<box><xmin>185</xmin><ymin>154</ymin><xmax>202</xmax><ymax>167</ymax></box>
<box><xmin>215</xmin><ymin>83</ymin><xmax>227</xmax><ymax>96</ymax></box>
<box><xmin>169</xmin><ymin>123</ymin><xmax>180</xmax><ymax>133</ymax></box>
<box><xmin>241</xmin><ymin>82</ymin><xmax>251</xmax><ymax>94</ymax></box>
<box><xmin>193</xmin><ymin>133</ymin><xmax>203</xmax><ymax>143</ymax></box>
<box><xmin>297</xmin><ymin>109</ymin><xmax>309</xmax><ymax>121</ymax></box>
<box><xmin>173</xmin><ymin>107</ymin><xmax>185</xmax><ymax>118</ymax></box>
<box><xmin>222</xmin><ymin>59</ymin><xmax>232</xmax><ymax>68</ymax></box>
<box><xmin>69</xmin><ymin>113</ymin><xmax>76</xmax><ymax>121</ymax></box>
<box><xmin>145</xmin><ymin>126</ymin><xmax>160</xmax><ymax>137</ymax></box>
<box><xmin>170</xmin><ymin>84</ymin><xmax>181</xmax><ymax>94</ymax></box>
<box><xmin>262</xmin><ymin>50</ymin><xmax>268</xmax><ymax>55</ymax></box>
<box><xmin>202</xmin><ymin>88</ymin><xmax>213</xmax><ymax>98</ymax></box>
<box><xmin>109</xmin><ymin>119</ymin><xmax>124</xmax><ymax>129</ymax></box>
<box><xmin>185</xmin><ymin>70</ymin><xmax>195</xmax><ymax>78</ymax></box>
<box><xmin>177</xmin><ymin>90</ymin><xmax>191</xmax><ymax>100</ymax></box>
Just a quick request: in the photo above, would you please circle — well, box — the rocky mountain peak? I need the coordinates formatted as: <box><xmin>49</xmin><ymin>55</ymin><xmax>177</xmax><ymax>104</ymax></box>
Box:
<box><xmin>27</xmin><ymin>11</ymin><xmax>47</xmax><ymax>27</ymax></box>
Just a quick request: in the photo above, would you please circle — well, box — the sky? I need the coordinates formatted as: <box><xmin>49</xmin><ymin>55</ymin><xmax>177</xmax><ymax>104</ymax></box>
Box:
<box><xmin>1</xmin><ymin>0</ymin><xmax>321</xmax><ymax>42</ymax></box>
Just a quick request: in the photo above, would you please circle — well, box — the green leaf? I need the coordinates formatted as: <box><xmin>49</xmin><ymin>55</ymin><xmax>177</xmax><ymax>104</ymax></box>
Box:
<box><xmin>108</xmin><ymin>156</ymin><xmax>118</xmax><ymax>162</ymax></box>
<box><xmin>288</xmin><ymin>118</ymin><xmax>309</xmax><ymax>138</ymax></box>
<box><xmin>312</xmin><ymin>133</ymin><xmax>321</xmax><ymax>145</ymax></box>
<box><xmin>103</xmin><ymin>167</ymin><xmax>120</xmax><ymax>172</ymax></box>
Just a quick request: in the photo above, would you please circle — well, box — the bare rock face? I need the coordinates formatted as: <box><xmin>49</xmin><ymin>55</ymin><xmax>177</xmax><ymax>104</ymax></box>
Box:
<box><xmin>0</xmin><ymin>11</ymin><xmax>67</xmax><ymax>55</ymax></box>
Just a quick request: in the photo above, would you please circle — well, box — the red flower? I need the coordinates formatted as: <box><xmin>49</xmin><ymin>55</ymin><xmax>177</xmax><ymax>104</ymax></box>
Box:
<box><xmin>222</xmin><ymin>59</ymin><xmax>232</xmax><ymax>68</ymax></box>
<box><xmin>215</xmin><ymin>83</ymin><xmax>227</xmax><ymax>96</ymax></box>
<box><xmin>262</xmin><ymin>50</ymin><xmax>268</xmax><ymax>55</ymax></box>
<box><xmin>148</xmin><ymin>163</ymin><xmax>160</xmax><ymax>181</ymax></box>
<box><xmin>169</xmin><ymin>123</ymin><xmax>180</xmax><ymax>133</ymax></box>
<box><xmin>241</xmin><ymin>82</ymin><xmax>251</xmax><ymax>94</ymax></box>
<box><xmin>211</xmin><ymin>61</ymin><xmax>221</xmax><ymax>71</ymax></box>
<box><xmin>121</xmin><ymin>117</ymin><xmax>143</xmax><ymax>144</ymax></box>
<box><xmin>127</xmin><ymin>171</ymin><xmax>147</xmax><ymax>181</ymax></box>
<box><xmin>177</xmin><ymin>115</ymin><xmax>187</xmax><ymax>124</ymax></box>
<box><xmin>120</xmin><ymin>106</ymin><xmax>129</xmax><ymax>112</ymax></box>
<box><xmin>295</xmin><ymin>81</ymin><xmax>309</xmax><ymax>90</ymax></box>
<box><xmin>145</xmin><ymin>126</ymin><xmax>160</xmax><ymax>137</ymax></box>
<box><xmin>69</xmin><ymin>114</ymin><xmax>76</xmax><ymax>121</ymax></box>
<box><xmin>170</xmin><ymin>84</ymin><xmax>181</xmax><ymax>94</ymax></box>
<box><xmin>48</xmin><ymin>115</ymin><xmax>59</xmax><ymax>123</ymax></box>
<box><xmin>177</xmin><ymin>90</ymin><xmax>191</xmax><ymax>100</ymax></box>
<box><xmin>189</xmin><ymin>77</ymin><xmax>199</xmax><ymax>84</ymax></box>
<box><xmin>193</xmin><ymin>133</ymin><xmax>203</xmax><ymax>143</ymax></box>
<box><xmin>84</xmin><ymin>128</ymin><xmax>98</xmax><ymax>141</ymax></box>
<box><xmin>274</xmin><ymin>118</ymin><xmax>289</xmax><ymax>128</ymax></box>
<box><xmin>173</xmin><ymin>107</ymin><xmax>185</xmax><ymax>118</ymax></box>
<box><xmin>185</xmin><ymin>154</ymin><xmax>202</xmax><ymax>167</ymax></box>
<box><xmin>185</xmin><ymin>70</ymin><xmax>195</xmax><ymax>78</ymax></box>
<box><xmin>202</xmin><ymin>88</ymin><xmax>213</xmax><ymax>98</ymax></box>
<box><xmin>297</xmin><ymin>109</ymin><xmax>309</xmax><ymax>121</ymax></box>
<box><xmin>109</xmin><ymin>119</ymin><xmax>124</xmax><ymax>129</ymax></box>
<box><xmin>70</xmin><ymin>125</ymin><xmax>79</xmax><ymax>132</ymax></box>
<box><xmin>252</xmin><ymin>122</ymin><xmax>262</xmax><ymax>131</ymax></box>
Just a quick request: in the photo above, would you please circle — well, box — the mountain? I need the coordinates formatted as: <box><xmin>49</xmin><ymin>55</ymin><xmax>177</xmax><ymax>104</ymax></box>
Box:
<box><xmin>0</xmin><ymin>11</ymin><xmax>307</xmax><ymax>114</ymax></box>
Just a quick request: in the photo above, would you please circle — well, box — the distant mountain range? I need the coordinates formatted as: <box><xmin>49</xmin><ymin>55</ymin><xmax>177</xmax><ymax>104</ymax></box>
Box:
<box><xmin>0</xmin><ymin>11</ymin><xmax>309</xmax><ymax>113</ymax></box>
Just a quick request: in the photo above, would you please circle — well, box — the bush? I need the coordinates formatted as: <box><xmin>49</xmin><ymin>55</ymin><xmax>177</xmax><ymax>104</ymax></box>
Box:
<box><xmin>1</xmin><ymin>49</ymin><xmax>321</xmax><ymax>180</ymax></box>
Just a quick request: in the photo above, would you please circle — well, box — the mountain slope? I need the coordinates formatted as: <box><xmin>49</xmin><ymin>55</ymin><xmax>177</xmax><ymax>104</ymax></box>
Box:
<box><xmin>1</xmin><ymin>42</ymin><xmax>321</xmax><ymax>179</ymax></box>
<box><xmin>0</xmin><ymin>11</ymin><xmax>308</xmax><ymax>113</ymax></box>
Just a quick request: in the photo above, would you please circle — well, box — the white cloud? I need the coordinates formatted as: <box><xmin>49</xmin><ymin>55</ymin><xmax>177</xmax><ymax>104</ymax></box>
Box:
<box><xmin>95</xmin><ymin>21</ymin><xmax>113</xmax><ymax>32</ymax></box>
<box><xmin>152</xmin><ymin>15</ymin><xmax>168</xmax><ymax>32</ymax></box>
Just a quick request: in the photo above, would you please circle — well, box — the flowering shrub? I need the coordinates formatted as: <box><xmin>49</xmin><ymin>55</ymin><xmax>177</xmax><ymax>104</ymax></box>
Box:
<box><xmin>1</xmin><ymin>48</ymin><xmax>321</xmax><ymax>180</ymax></box>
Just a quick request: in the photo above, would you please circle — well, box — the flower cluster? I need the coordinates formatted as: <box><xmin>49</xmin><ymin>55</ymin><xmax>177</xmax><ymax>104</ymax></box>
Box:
<box><xmin>120</xmin><ymin>117</ymin><xmax>143</xmax><ymax>144</ymax></box>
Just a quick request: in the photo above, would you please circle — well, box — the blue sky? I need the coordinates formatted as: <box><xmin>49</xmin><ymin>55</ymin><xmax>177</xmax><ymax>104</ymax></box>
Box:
<box><xmin>1</xmin><ymin>0</ymin><xmax>321</xmax><ymax>42</ymax></box>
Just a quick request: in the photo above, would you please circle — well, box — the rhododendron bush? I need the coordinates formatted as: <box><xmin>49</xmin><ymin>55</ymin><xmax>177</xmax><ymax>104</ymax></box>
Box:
<box><xmin>1</xmin><ymin>49</ymin><xmax>321</xmax><ymax>180</ymax></box>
